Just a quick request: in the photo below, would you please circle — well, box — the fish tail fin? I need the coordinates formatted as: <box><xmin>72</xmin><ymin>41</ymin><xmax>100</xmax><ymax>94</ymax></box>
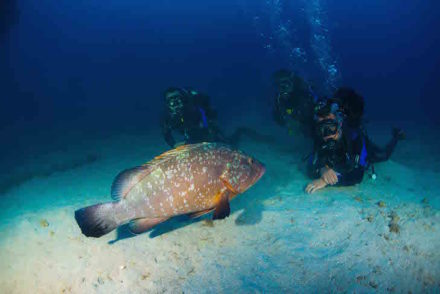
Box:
<box><xmin>74</xmin><ymin>202</ymin><xmax>119</xmax><ymax>238</ymax></box>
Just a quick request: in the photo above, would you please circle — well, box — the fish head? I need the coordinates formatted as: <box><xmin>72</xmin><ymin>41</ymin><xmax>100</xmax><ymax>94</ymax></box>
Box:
<box><xmin>223</xmin><ymin>151</ymin><xmax>265</xmax><ymax>194</ymax></box>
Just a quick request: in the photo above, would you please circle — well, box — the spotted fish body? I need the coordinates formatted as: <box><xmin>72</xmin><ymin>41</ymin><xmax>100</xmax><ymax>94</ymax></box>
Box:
<box><xmin>75</xmin><ymin>143</ymin><xmax>265</xmax><ymax>238</ymax></box>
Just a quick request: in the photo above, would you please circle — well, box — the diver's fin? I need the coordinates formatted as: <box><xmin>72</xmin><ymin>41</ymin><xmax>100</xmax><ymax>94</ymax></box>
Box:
<box><xmin>213</xmin><ymin>190</ymin><xmax>232</xmax><ymax>220</ymax></box>
<box><xmin>111</xmin><ymin>166</ymin><xmax>150</xmax><ymax>201</ymax></box>
<box><xmin>188</xmin><ymin>209</ymin><xmax>214</xmax><ymax>219</ymax></box>
<box><xmin>74</xmin><ymin>202</ymin><xmax>119</xmax><ymax>238</ymax></box>
<box><xmin>128</xmin><ymin>217</ymin><xmax>168</xmax><ymax>235</ymax></box>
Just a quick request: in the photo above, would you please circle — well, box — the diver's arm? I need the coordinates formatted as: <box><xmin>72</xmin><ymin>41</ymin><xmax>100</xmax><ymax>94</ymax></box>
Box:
<box><xmin>194</xmin><ymin>94</ymin><xmax>218</xmax><ymax>118</ymax></box>
<box><xmin>272</xmin><ymin>93</ymin><xmax>287</xmax><ymax>125</ymax></box>
<box><xmin>273</xmin><ymin>103</ymin><xmax>285</xmax><ymax>126</ymax></box>
<box><xmin>322</xmin><ymin>157</ymin><xmax>363</xmax><ymax>186</ymax></box>
<box><xmin>334</xmin><ymin>167</ymin><xmax>364</xmax><ymax>186</ymax></box>
<box><xmin>202</xmin><ymin>105</ymin><xmax>224</xmax><ymax>142</ymax></box>
<box><xmin>333</xmin><ymin>138</ymin><xmax>365</xmax><ymax>186</ymax></box>
<box><xmin>363</xmin><ymin>129</ymin><xmax>384</xmax><ymax>156</ymax></box>
<box><xmin>162</xmin><ymin>122</ymin><xmax>176</xmax><ymax>148</ymax></box>
<box><xmin>202</xmin><ymin>96</ymin><xmax>217</xmax><ymax>120</ymax></box>
<box><xmin>320</xmin><ymin>166</ymin><xmax>339</xmax><ymax>185</ymax></box>
<box><xmin>365</xmin><ymin>128</ymin><xmax>403</xmax><ymax>163</ymax></box>
<box><xmin>307</xmin><ymin>151</ymin><xmax>325</xmax><ymax>180</ymax></box>
<box><xmin>307</xmin><ymin>163</ymin><xmax>320</xmax><ymax>180</ymax></box>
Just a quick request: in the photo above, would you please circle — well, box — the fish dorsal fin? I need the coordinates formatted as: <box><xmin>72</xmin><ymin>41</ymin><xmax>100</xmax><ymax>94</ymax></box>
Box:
<box><xmin>111</xmin><ymin>166</ymin><xmax>151</xmax><ymax>201</ymax></box>
<box><xmin>151</xmin><ymin>143</ymin><xmax>206</xmax><ymax>160</ymax></box>
<box><xmin>111</xmin><ymin>143</ymin><xmax>208</xmax><ymax>201</ymax></box>
<box><xmin>143</xmin><ymin>143</ymin><xmax>199</xmax><ymax>166</ymax></box>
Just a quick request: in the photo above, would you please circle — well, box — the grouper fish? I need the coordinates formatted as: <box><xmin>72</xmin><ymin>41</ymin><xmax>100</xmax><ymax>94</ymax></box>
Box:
<box><xmin>75</xmin><ymin>142</ymin><xmax>265</xmax><ymax>238</ymax></box>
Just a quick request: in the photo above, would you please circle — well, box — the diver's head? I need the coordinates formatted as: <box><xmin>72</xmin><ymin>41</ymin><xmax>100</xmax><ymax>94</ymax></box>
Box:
<box><xmin>164</xmin><ymin>87</ymin><xmax>186</xmax><ymax>117</ymax></box>
<box><xmin>273</xmin><ymin>69</ymin><xmax>294</xmax><ymax>95</ymax></box>
<box><xmin>314</xmin><ymin>99</ymin><xmax>343</xmax><ymax>146</ymax></box>
<box><xmin>333</xmin><ymin>87</ymin><xmax>364</xmax><ymax>127</ymax></box>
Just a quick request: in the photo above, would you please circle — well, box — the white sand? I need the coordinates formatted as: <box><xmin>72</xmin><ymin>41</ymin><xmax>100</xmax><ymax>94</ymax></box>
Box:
<box><xmin>0</xmin><ymin>123</ymin><xmax>439</xmax><ymax>293</ymax></box>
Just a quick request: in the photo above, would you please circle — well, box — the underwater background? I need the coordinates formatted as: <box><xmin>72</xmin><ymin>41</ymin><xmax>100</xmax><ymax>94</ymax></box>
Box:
<box><xmin>1</xmin><ymin>0</ymin><xmax>440</xmax><ymax>293</ymax></box>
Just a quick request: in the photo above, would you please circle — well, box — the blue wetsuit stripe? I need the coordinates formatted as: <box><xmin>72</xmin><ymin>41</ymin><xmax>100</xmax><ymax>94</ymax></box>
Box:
<box><xmin>198</xmin><ymin>107</ymin><xmax>208</xmax><ymax>128</ymax></box>
<box><xmin>360</xmin><ymin>138</ymin><xmax>367</xmax><ymax>167</ymax></box>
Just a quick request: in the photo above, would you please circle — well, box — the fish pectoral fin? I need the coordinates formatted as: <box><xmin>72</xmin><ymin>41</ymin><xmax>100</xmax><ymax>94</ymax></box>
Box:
<box><xmin>220</xmin><ymin>176</ymin><xmax>239</xmax><ymax>194</ymax></box>
<box><xmin>188</xmin><ymin>209</ymin><xmax>214</xmax><ymax>219</ymax></box>
<box><xmin>213</xmin><ymin>190</ymin><xmax>232</xmax><ymax>220</ymax></box>
<box><xmin>128</xmin><ymin>217</ymin><xmax>168</xmax><ymax>235</ymax></box>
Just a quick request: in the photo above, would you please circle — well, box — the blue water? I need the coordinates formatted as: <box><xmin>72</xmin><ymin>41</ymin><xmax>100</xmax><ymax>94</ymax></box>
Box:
<box><xmin>1</xmin><ymin>1</ymin><xmax>439</xmax><ymax>293</ymax></box>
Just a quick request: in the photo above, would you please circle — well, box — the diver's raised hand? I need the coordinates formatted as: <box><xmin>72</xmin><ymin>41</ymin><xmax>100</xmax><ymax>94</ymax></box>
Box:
<box><xmin>320</xmin><ymin>166</ymin><xmax>339</xmax><ymax>185</ymax></box>
<box><xmin>306</xmin><ymin>179</ymin><xmax>327</xmax><ymax>194</ymax></box>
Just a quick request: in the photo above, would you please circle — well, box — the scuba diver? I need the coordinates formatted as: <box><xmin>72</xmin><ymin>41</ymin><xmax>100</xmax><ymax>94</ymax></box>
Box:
<box><xmin>162</xmin><ymin>87</ymin><xmax>278</xmax><ymax>149</ymax></box>
<box><xmin>161</xmin><ymin>87</ymin><xmax>226</xmax><ymax>148</ymax></box>
<box><xmin>272</xmin><ymin>69</ymin><xmax>316</xmax><ymax>137</ymax></box>
<box><xmin>305</xmin><ymin>96</ymin><xmax>404</xmax><ymax>194</ymax></box>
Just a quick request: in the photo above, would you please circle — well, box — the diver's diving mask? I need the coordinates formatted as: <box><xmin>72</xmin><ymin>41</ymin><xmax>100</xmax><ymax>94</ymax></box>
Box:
<box><xmin>278</xmin><ymin>77</ymin><xmax>294</xmax><ymax>94</ymax></box>
<box><xmin>316</xmin><ymin>118</ymin><xmax>341</xmax><ymax>152</ymax></box>
<box><xmin>314</xmin><ymin>100</ymin><xmax>342</xmax><ymax>138</ymax></box>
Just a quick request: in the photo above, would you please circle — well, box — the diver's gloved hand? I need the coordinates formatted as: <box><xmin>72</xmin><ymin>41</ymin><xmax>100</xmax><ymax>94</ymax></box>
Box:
<box><xmin>392</xmin><ymin>128</ymin><xmax>405</xmax><ymax>140</ymax></box>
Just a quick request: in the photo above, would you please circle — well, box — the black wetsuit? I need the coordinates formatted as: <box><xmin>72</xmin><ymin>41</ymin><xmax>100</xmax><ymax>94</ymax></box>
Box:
<box><xmin>161</xmin><ymin>92</ymin><xmax>224</xmax><ymax>147</ymax></box>
<box><xmin>272</xmin><ymin>75</ymin><xmax>315</xmax><ymax>136</ymax></box>
<box><xmin>308</xmin><ymin>125</ymin><xmax>400</xmax><ymax>186</ymax></box>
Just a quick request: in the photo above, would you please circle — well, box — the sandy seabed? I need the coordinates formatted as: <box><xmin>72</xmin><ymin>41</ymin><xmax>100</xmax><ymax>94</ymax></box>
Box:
<box><xmin>0</xmin><ymin>123</ymin><xmax>439</xmax><ymax>293</ymax></box>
